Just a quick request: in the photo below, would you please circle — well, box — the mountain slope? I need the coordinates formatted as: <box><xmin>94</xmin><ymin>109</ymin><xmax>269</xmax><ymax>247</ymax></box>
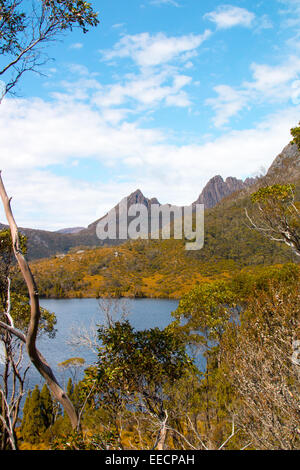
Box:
<box><xmin>28</xmin><ymin>189</ymin><xmax>297</xmax><ymax>299</ymax></box>
<box><xmin>55</xmin><ymin>227</ymin><xmax>85</xmax><ymax>234</ymax></box>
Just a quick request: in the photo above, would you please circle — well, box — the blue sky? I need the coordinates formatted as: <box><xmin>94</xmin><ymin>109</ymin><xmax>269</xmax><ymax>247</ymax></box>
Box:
<box><xmin>1</xmin><ymin>0</ymin><xmax>300</xmax><ymax>230</ymax></box>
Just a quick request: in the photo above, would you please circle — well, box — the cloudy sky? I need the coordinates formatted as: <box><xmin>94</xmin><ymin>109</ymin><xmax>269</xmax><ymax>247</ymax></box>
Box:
<box><xmin>1</xmin><ymin>0</ymin><xmax>300</xmax><ymax>230</ymax></box>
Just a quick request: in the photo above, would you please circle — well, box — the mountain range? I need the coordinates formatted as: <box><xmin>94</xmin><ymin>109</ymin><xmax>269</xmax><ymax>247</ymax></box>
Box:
<box><xmin>1</xmin><ymin>141</ymin><xmax>299</xmax><ymax>260</ymax></box>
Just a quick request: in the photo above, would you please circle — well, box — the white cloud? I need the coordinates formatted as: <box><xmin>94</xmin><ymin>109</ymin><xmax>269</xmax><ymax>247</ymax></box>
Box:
<box><xmin>206</xmin><ymin>85</ymin><xmax>248</xmax><ymax>127</ymax></box>
<box><xmin>53</xmin><ymin>77</ymin><xmax>102</xmax><ymax>102</ymax></box>
<box><xmin>278</xmin><ymin>0</ymin><xmax>300</xmax><ymax>26</ymax></box>
<box><xmin>92</xmin><ymin>69</ymin><xmax>192</xmax><ymax>110</ymax></box>
<box><xmin>246</xmin><ymin>57</ymin><xmax>300</xmax><ymax>97</ymax></box>
<box><xmin>69</xmin><ymin>42</ymin><xmax>83</xmax><ymax>50</ymax></box>
<box><xmin>0</xmin><ymin>92</ymin><xmax>298</xmax><ymax>230</ymax></box>
<box><xmin>206</xmin><ymin>56</ymin><xmax>300</xmax><ymax>126</ymax></box>
<box><xmin>67</xmin><ymin>64</ymin><xmax>90</xmax><ymax>76</ymax></box>
<box><xmin>102</xmin><ymin>31</ymin><xmax>211</xmax><ymax>68</ymax></box>
<box><xmin>204</xmin><ymin>5</ymin><xmax>255</xmax><ymax>29</ymax></box>
<box><xmin>112</xmin><ymin>23</ymin><xmax>125</xmax><ymax>29</ymax></box>
<box><xmin>0</xmin><ymin>97</ymin><xmax>164</xmax><ymax>170</ymax></box>
<box><xmin>131</xmin><ymin>107</ymin><xmax>299</xmax><ymax>203</ymax></box>
<box><xmin>276</xmin><ymin>1</ymin><xmax>300</xmax><ymax>51</ymax></box>
<box><xmin>165</xmin><ymin>90</ymin><xmax>191</xmax><ymax>107</ymax></box>
<box><xmin>0</xmin><ymin>170</ymin><xmax>135</xmax><ymax>231</ymax></box>
<box><xmin>150</xmin><ymin>0</ymin><xmax>180</xmax><ymax>6</ymax></box>
<box><xmin>99</xmin><ymin>107</ymin><xmax>133</xmax><ymax>125</ymax></box>
<box><xmin>1</xmin><ymin>22</ymin><xmax>299</xmax><ymax>231</ymax></box>
<box><xmin>96</xmin><ymin>31</ymin><xmax>212</xmax><ymax>115</ymax></box>
<box><xmin>254</xmin><ymin>14</ymin><xmax>273</xmax><ymax>33</ymax></box>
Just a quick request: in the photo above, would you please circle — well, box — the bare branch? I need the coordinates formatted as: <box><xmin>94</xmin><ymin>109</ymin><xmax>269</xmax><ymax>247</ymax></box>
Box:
<box><xmin>0</xmin><ymin>319</ymin><xmax>26</xmax><ymax>342</ymax></box>
<box><xmin>218</xmin><ymin>418</ymin><xmax>240</xmax><ymax>450</ymax></box>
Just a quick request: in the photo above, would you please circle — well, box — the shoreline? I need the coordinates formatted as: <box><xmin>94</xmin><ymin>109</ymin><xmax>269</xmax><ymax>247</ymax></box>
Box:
<box><xmin>39</xmin><ymin>295</ymin><xmax>180</xmax><ymax>301</ymax></box>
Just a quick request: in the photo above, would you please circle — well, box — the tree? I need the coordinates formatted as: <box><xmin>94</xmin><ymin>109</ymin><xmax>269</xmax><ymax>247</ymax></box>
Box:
<box><xmin>0</xmin><ymin>0</ymin><xmax>99</xmax><ymax>101</ymax></box>
<box><xmin>290</xmin><ymin>122</ymin><xmax>300</xmax><ymax>150</ymax></box>
<box><xmin>173</xmin><ymin>279</ymin><xmax>236</xmax><ymax>348</ymax></box>
<box><xmin>21</xmin><ymin>385</ymin><xmax>45</xmax><ymax>444</ymax></box>
<box><xmin>83</xmin><ymin>321</ymin><xmax>194</xmax><ymax>450</ymax></box>
<box><xmin>0</xmin><ymin>1</ymin><xmax>100</xmax><ymax>435</ymax></box>
<box><xmin>0</xmin><ymin>229</ymin><xmax>56</xmax><ymax>449</ymax></box>
<box><xmin>0</xmin><ymin>229</ymin><xmax>28</xmax><ymax>450</ymax></box>
<box><xmin>246</xmin><ymin>184</ymin><xmax>300</xmax><ymax>257</ymax></box>
<box><xmin>21</xmin><ymin>384</ymin><xmax>55</xmax><ymax>444</ymax></box>
<box><xmin>20</xmin><ymin>390</ymin><xmax>32</xmax><ymax>440</ymax></box>
<box><xmin>222</xmin><ymin>283</ymin><xmax>300</xmax><ymax>449</ymax></box>
<box><xmin>245</xmin><ymin>125</ymin><xmax>300</xmax><ymax>257</ymax></box>
<box><xmin>0</xmin><ymin>175</ymin><xmax>79</xmax><ymax>430</ymax></box>
<box><xmin>172</xmin><ymin>280</ymin><xmax>238</xmax><ymax>443</ymax></box>
<box><xmin>40</xmin><ymin>384</ymin><xmax>55</xmax><ymax>429</ymax></box>
<box><xmin>172</xmin><ymin>265</ymin><xmax>300</xmax><ymax>450</ymax></box>
<box><xmin>58</xmin><ymin>357</ymin><xmax>85</xmax><ymax>385</ymax></box>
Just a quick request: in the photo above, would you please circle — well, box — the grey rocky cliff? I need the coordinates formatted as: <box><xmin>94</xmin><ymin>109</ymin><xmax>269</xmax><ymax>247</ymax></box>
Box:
<box><xmin>266</xmin><ymin>142</ymin><xmax>300</xmax><ymax>181</ymax></box>
<box><xmin>193</xmin><ymin>175</ymin><xmax>256</xmax><ymax>208</ymax></box>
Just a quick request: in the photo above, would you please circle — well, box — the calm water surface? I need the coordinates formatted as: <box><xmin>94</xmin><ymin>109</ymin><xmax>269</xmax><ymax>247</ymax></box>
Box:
<box><xmin>30</xmin><ymin>298</ymin><xmax>180</xmax><ymax>387</ymax></box>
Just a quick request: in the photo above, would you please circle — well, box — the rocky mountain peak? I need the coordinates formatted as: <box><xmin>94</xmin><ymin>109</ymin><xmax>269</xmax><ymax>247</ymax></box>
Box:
<box><xmin>266</xmin><ymin>142</ymin><xmax>300</xmax><ymax>181</ymax></box>
<box><xmin>193</xmin><ymin>175</ymin><xmax>256</xmax><ymax>209</ymax></box>
<box><xmin>126</xmin><ymin>189</ymin><xmax>160</xmax><ymax>207</ymax></box>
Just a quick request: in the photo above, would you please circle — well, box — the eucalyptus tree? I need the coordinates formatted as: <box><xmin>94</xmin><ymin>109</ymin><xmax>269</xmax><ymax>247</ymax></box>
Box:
<box><xmin>245</xmin><ymin>125</ymin><xmax>300</xmax><ymax>257</ymax></box>
<box><xmin>0</xmin><ymin>227</ymin><xmax>56</xmax><ymax>449</ymax></box>
<box><xmin>0</xmin><ymin>0</ymin><xmax>99</xmax><ymax>101</ymax></box>
<box><xmin>83</xmin><ymin>320</ymin><xmax>194</xmax><ymax>450</ymax></box>
<box><xmin>0</xmin><ymin>1</ymin><xmax>100</xmax><ymax>442</ymax></box>
<box><xmin>246</xmin><ymin>184</ymin><xmax>300</xmax><ymax>257</ymax></box>
<box><xmin>0</xmin><ymin>174</ymin><xmax>81</xmax><ymax>433</ymax></box>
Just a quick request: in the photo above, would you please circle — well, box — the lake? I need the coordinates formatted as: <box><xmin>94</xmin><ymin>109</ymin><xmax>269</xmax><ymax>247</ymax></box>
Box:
<box><xmin>30</xmin><ymin>298</ymin><xmax>180</xmax><ymax>388</ymax></box>
<box><xmin>1</xmin><ymin>297</ymin><xmax>207</xmax><ymax>404</ymax></box>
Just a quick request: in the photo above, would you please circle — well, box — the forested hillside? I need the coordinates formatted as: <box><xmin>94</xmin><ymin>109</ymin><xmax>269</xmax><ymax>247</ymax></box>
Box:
<box><xmin>21</xmin><ymin>183</ymin><xmax>297</xmax><ymax>299</ymax></box>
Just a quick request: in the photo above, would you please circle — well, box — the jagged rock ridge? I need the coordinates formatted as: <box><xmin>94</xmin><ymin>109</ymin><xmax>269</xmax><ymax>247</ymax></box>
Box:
<box><xmin>193</xmin><ymin>175</ymin><xmax>256</xmax><ymax>209</ymax></box>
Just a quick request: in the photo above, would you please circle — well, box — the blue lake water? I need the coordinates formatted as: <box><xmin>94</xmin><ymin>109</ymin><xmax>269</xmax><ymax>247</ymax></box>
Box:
<box><xmin>1</xmin><ymin>297</ymin><xmax>206</xmax><ymax>408</ymax></box>
<box><xmin>30</xmin><ymin>298</ymin><xmax>180</xmax><ymax>388</ymax></box>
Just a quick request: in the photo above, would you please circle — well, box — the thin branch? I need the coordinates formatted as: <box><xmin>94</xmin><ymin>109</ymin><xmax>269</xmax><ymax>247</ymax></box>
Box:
<box><xmin>0</xmin><ymin>319</ymin><xmax>26</xmax><ymax>342</ymax></box>
<box><xmin>76</xmin><ymin>383</ymin><xmax>96</xmax><ymax>432</ymax></box>
<box><xmin>218</xmin><ymin>419</ymin><xmax>240</xmax><ymax>450</ymax></box>
<box><xmin>5</xmin><ymin>277</ymin><xmax>14</xmax><ymax>327</ymax></box>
